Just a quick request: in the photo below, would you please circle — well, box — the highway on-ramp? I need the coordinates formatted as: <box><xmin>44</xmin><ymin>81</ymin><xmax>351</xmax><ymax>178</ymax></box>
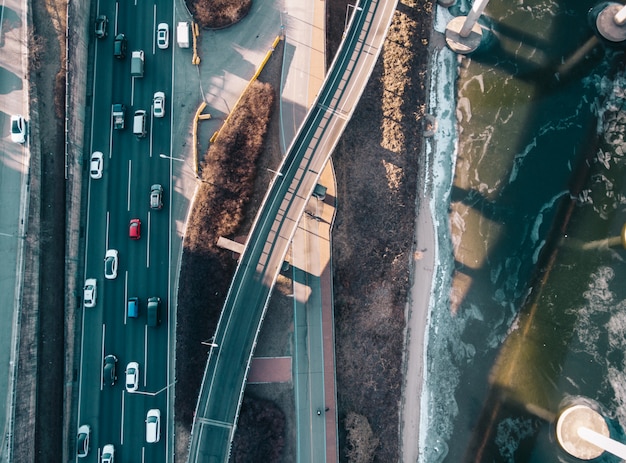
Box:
<box><xmin>188</xmin><ymin>0</ymin><xmax>399</xmax><ymax>460</ymax></box>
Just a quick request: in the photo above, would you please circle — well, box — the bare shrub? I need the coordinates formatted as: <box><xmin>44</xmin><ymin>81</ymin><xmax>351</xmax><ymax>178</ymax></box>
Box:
<box><xmin>186</xmin><ymin>0</ymin><xmax>252</xmax><ymax>29</ymax></box>
<box><xmin>345</xmin><ymin>412</ymin><xmax>379</xmax><ymax>463</ymax></box>
<box><xmin>231</xmin><ymin>396</ymin><xmax>285</xmax><ymax>462</ymax></box>
<box><xmin>175</xmin><ymin>81</ymin><xmax>275</xmax><ymax>433</ymax></box>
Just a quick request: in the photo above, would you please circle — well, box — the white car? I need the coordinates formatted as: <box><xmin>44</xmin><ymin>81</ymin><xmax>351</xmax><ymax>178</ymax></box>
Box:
<box><xmin>146</xmin><ymin>409</ymin><xmax>161</xmax><ymax>443</ymax></box>
<box><xmin>153</xmin><ymin>92</ymin><xmax>165</xmax><ymax>118</ymax></box>
<box><xmin>156</xmin><ymin>23</ymin><xmax>169</xmax><ymax>49</ymax></box>
<box><xmin>10</xmin><ymin>114</ymin><xmax>26</xmax><ymax>144</ymax></box>
<box><xmin>125</xmin><ymin>362</ymin><xmax>139</xmax><ymax>393</ymax></box>
<box><xmin>104</xmin><ymin>249</ymin><xmax>118</xmax><ymax>280</ymax></box>
<box><xmin>83</xmin><ymin>278</ymin><xmax>97</xmax><ymax>307</ymax></box>
<box><xmin>76</xmin><ymin>424</ymin><xmax>90</xmax><ymax>458</ymax></box>
<box><xmin>101</xmin><ymin>444</ymin><xmax>114</xmax><ymax>463</ymax></box>
<box><xmin>90</xmin><ymin>151</ymin><xmax>103</xmax><ymax>179</ymax></box>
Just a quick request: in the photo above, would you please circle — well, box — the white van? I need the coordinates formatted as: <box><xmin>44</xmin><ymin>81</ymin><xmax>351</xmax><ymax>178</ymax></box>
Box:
<box><xmin>133</xmin><ymin>110</ymin><xmax>147</xmax><ymax>138</ymax></box>
<box><xmin>177</xmin><ymin>22</ymin><xmax>190</xmax><ymax>48</ymax></box>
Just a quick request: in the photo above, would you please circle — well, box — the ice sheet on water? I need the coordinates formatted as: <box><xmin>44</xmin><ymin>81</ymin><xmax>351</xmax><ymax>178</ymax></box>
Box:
<box><xmin>569</xmin><ymin>267</ymin><xmax>615</xmax><ymax>362</ymax></box>
<box><xmin>419</xmin><ymin>7</ymin><xmax>461</xmax><ymax>458</ymax></box>
<box><xmin>494</xmin><ymin>416</ymin><xmax>537</xmax><ymax>463</ymax></box>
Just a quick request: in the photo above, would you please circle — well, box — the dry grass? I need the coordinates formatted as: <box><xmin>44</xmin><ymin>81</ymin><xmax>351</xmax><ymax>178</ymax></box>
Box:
<box><xmin>330</xmin><ymin>1</ymin><xmax>434</xmax><ymax>461</ymax></box>
<box><xmin>175</xmin><ymin>81</ymin><xmax>277</xmax><ymax>457</ymax></box>
<box><xmin>185</xmin><ymin>0</ymin><xmax>252</xmax><ymax>29</ymax></box>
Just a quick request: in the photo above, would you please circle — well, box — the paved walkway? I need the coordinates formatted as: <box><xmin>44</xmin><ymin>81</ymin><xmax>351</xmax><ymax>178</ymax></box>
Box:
<box><xmin>0</xmin><ymin>0</ymin><xmax>31</xmax><ymax>459</ymax></box>
<box><xmin>291</xmin><ymin>160</ymin><xmax>337</xmax><ymax>463</ymax></box>
<box><xmin>247</xmin><ymin>0</ymin><xmax>337</xmax><ymax>459</ymax></box>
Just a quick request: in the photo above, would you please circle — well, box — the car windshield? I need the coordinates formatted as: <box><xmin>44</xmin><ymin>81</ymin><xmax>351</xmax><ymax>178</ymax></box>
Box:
<box><xmin>12</xmin><ymin>120</ymin><xmax>20</xmax><ymax>132</ymax></box>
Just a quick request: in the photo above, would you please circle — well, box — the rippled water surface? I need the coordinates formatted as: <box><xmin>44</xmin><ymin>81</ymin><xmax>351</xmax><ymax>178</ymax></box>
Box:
<box><xmin>423</xmin><ymin>1</ymin><xmax>626</xmax><ymax>462</ymax></box>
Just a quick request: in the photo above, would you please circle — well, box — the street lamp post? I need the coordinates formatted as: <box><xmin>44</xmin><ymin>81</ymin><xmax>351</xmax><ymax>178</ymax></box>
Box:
<box><xmin>344</xmin><ymin>4</ymin><xmax>363</xmax><ymax>35</ymax></box>
<box><xmin>134</xmin><ymin>380</ymin><xmax>177</xmax><ymax>397</ymax></box>
<box><xmin>159</xmin><ymin>153</ymin><xmax>185</xmax><ymax>162</ymax></box>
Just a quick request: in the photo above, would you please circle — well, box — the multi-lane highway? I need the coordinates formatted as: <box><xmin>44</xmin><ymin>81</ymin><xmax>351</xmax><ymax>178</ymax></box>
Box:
<box><xmin>187</xmin><ymin>0</ymin><xmax>399</xmax><ymax>460</ymax></box>
<box><xmin>76</xmin><ymin>0</ymin><xmax>174</xmax><ymax>461</ymax></box>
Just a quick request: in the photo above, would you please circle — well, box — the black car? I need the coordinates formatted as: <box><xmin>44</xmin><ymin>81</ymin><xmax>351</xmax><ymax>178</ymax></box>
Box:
<box><xmin>114</xmin><ymin>33</ymin><xmax>127</xmax><ymax>59</ymax></box>
<box><xmin>95</xmin><ymin>15</ymin><xmax>108</xmax><ymax>39</ymax></box>
<box><xmin>103</xmin><ymin>354</ymin><xmax>118</xmax><ymax>386</ymax></box>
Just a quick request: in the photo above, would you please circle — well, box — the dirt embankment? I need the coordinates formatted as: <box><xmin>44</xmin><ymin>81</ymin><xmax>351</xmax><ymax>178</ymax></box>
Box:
<box><xmin>326</xmin><ymin>0</ymin><xmax>434</xmax><ymax>461</ymax></box>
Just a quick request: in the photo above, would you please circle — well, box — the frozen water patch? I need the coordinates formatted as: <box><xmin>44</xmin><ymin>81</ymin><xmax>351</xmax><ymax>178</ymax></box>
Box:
<box><xmin>508</xmin><ymin>138</ymin><xmax>537</xmax><ymax>184</ymax></box>
<box><xmin>419</xmin><ymin>6</ymin><xmax>461</xmax><ymax>461</ymax></box>
<box><xmin>569</xmin><ymin>267</ymin><xmax>615</xmax><ymax>363</ymax></box>
<box><xmin>495</xmin><ymin>417</ymin><xmax>537</xmax><ymax>463</ymax></box>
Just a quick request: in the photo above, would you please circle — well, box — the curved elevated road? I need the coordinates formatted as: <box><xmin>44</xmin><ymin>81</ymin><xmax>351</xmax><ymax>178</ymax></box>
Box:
<box><xmin>187</xmin><ymin>0</ymin><xmax>398</xmax><ymax>461</ymax></box>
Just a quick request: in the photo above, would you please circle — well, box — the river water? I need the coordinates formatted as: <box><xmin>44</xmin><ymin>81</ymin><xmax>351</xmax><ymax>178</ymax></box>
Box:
<box><xmin>422</xmin><ymin>1</ymin><xmax>626</xmax><ymax>462</ymax></box>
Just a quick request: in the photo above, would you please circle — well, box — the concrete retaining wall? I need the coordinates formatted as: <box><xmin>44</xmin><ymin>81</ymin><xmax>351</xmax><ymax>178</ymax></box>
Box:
<box><xmin>62</xmin><ymin>0</ymin><xmax>91</xmax><ymax>461</ymax></box>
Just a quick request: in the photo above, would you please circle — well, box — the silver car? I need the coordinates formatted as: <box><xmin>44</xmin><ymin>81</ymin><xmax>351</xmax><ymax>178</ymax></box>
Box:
<box><xmin>150</xmin><ymin>184</ymin><xmax>163</xmax><ymax>210</ymax></box>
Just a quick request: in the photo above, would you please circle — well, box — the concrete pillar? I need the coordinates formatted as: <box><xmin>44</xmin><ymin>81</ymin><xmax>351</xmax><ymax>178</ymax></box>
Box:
<box><xmin>556</xmin><ymin>405</ymin><xmax>617</xmax><ymax>460</ymax></box>
<box><xmin>445</xmin><ymin>0</ymin><xmax>490</xmax><ymax>54</ymax></box>
<box><xmin>591</xmin><ymin>2</ymin><xmax>626</xmax><ymax>44</ymax></box>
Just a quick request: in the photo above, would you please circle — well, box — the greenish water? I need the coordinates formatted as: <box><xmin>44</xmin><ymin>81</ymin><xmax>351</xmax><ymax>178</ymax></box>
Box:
<box><xmin>424</xmin><ymin>1</ymin><xmax>626</xmax><ymax>462</ymax></box>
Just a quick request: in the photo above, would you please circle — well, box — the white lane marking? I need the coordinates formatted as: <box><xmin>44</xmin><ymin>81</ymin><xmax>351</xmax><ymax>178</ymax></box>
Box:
<box><xmin>152</xmin><ymin>5</ymin><xmax>157</xmax><ymax>55</ymax></box>
<box><xmin>105</xmin><ymin>211</ymin><xmax>110</xmax><ymax>251</ymax></box>
<box><xmin>128</xmin><ymin>160</ymin><xmax>132</xmax><ymax>212</ymax></box>
<box><xmin>144</xmin><ymin>324</ymin><xmax>148</xmax><ymax>387</ymax></box>
<box><xmin>124</xmin><ymin>271</ymin><xmax>128</xmax><ymax>325</ymax></box>
<box><xmin>100</xmin><ymin>324</ymin><xmax>106</xmax><ymax>391</ymax></box>
<box><xmin>114</xmin><ymin>3</ymin><xmax>119</xmax><ymax>36</ymax></box>
<box><xmin>131</xmin><ymin>77</ymin><xmax>135</xmax><ymax>107</ymax></box>
<box><xmin>149</xmin><ymin>109</ymin><xmax>154</xmax><ymax>158</ymax></box>
<box><xmin>121</xmin><ymin>391</ymin><xmax>125</xmax><ymax>444</ymax></box>
<box><xmin>147</xmin><ymin>212</ymin><xmax>151</xmax><ymax>268</ymax></box>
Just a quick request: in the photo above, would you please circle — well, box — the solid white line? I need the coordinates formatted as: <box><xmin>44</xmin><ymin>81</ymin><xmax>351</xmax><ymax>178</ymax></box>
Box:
<box><xmin>147</xmin><ymin>212</ymin><xmax>151</xmax><ymax>268</ymax></box>
<box><xmin>115</xmin><ymin>3</ymin><xmax>119</xmax><ymax>36</ymax></box>
<box><xmin>120</xmin><ymin>391</ymin><xmax>125</xmax><ymax>444</ymax></box>
<box><xmin>124</xmin><ymin>272</ymin><xmax>128</xmax><ymax>325</ymax></box>
<box><xmin>105</xmin><ymin>211</ymin><xmax>110</xmax><ymax>251</ymax></box>
<box><xmin>166</xmin><ymin>4</ymin><xmax>176</xmax><ymax>457</ymax></box>
<box><xmin>153</xmin><ymin>5</ymin><xmax>157</xmax><ymax>55</ymax></box>
<box><xmin>128</xmin><ymin>160</ymin><xmax>132</xmax><ymax>211</ymax></box>
<box><xmin>149</xmin><ymin>110</ymin><xmax>154</xmax><ymax>158</ymax></box>
<box><xmin>144</xmin><ymin>324</ymin><xmax>148</xmax><ymax>387</ymax></box>
<box><xmin>131</xmin><ymin>77</ymin><xmax>135</xmax><ymax>107</ymax></box>
<box><xmin>100</xmin><ymin>324</ymin><xmax>106</xmax><ymax>391</ymax></box>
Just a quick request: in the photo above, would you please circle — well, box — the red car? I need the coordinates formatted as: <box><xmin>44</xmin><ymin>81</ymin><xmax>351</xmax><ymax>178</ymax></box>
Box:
<box><xmin>129</xmin><ymin>219</ymin><xmax>141</xmax><ymax>240</ymax></box>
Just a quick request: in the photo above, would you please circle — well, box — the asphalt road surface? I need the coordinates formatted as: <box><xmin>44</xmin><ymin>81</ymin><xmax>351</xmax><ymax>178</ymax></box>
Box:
<box><xmin>75</xmin><ymin>0</ymin><xmax>175</xmax><ymax>461</ymax></box>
